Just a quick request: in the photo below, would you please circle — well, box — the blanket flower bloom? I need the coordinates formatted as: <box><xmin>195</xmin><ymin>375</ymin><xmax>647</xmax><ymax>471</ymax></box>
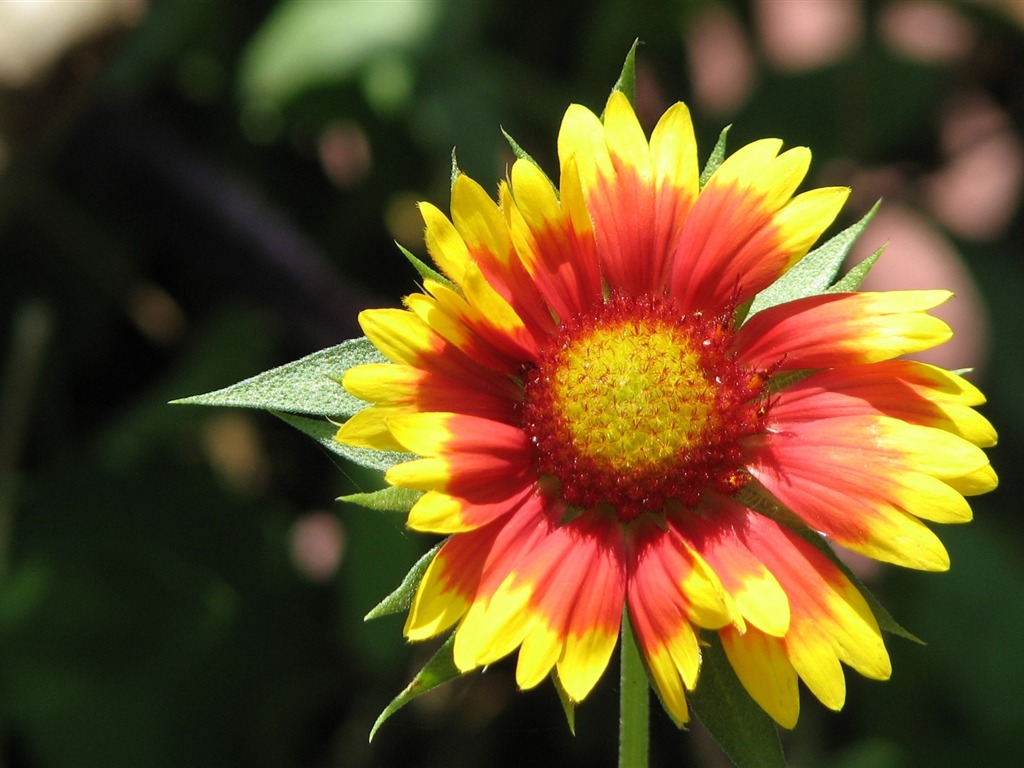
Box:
<box><xmin>336</xmin><ymin>90</ymin><xmax>997</xmax><ymax>727</ymax></box>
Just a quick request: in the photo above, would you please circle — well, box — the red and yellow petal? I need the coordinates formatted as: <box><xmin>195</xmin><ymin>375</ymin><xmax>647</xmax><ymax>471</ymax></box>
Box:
<box><xmin>429</xmin><ymin>277</ymin><xmax>541</xmax><ymax>363</ymax></box>
<box><xmin>385</xmin><ymin>412</ymin><xmax>528</xmax><ymax>458</ymax></box>
<box><xmin>555</xmin><ymin>521</ymin><xmax>628</xmax><ymax>699</ymax></box>
<box><xmin>357</xmin><ymin>307</ymin><xmax>514</xmax><ymax>393</ymax></box>
<box><xmin>342</xmin><ymin>363</ymin><xmax>518</xmax><ymax>423</ymax></box>
<box><xmin>424</xmin><ymin>192</ymin><xmax>544</xmax><ymax>352</ymax></box>
<box><xmin>451</xmin><ymin>174</ymin><xmax>556</xmax><ymax>342</ymax></box>
<box><xmin>405</xmin><ymin>494</ymin><xmax>555</xmax><ymax>640</ymax></box>
<box><xmin>384</xmin><ymin>413</ymin><xmax>534</xmax><ymax>498</ymax></box>
<box><xmin>650</xmin><ymin>102</ymin><xmax>701</xmax><ymax>282</ymax></box>
<box><xmin>740</xmin><ymin>515</ymin><xmax>891</xmax><ymax>710</ymax></box>
<box><xmin>506</xmin><ymin>157</ymin><xmax>602</xmax><ymax>320</ymax></box>
<box><xmin>734</xmin><ymin>290</ymin><xmax>953</xmax><ymax>370</ymax></box>
<box><xmin>670</xmin><ymin>138</ymin><xmax>848</xmax><ymax>312</ymax></box>
<box><xmin>407</xmin><ymin>482</ymin><xmax>536</xmax><ymax>534</ymax></box>
<box><xmin>747</xmin><ymin>415</ymin><xmax>993</xmax><ymax>569</ymax></box>
<box><xmin>625</xmin><ymin>517</ymin><xmax>734</xmax><ymax>724</ymax></box>
<box><xmin>558</xmin><ymin>91</ymin><xmax>697</xmax><ymax>295</ymax></box>
<box><xmin>675</xmin><ymin>498</ymin><xmax>790</xmax><ymax>637</ymax></box>
<box><xmin>453</xmin><ymin>511</ymin><xmax>626</xmax><ymax>702</ymax></box>
<box><xmin>771</xmin><ymin>360</ymin><xmax>996</xmax><ymax>448</ymax></box>
<box><xmin>403</xmin><ymin>289</ymin><xmax>518</xmax><ymax>374</ymax></box>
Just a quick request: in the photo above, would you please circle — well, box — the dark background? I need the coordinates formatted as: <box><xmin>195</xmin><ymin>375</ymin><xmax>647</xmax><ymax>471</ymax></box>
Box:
<box><xmin>1</xmin><ymin>1</ymin><xmax>1021</xmax><ymax>766</ymax></box>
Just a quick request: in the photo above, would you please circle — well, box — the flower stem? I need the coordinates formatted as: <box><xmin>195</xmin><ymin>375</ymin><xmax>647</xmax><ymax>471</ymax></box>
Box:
<box><xmin>619</xmin><ymin>612</ymin><xmax>649</xmax><ymax>768</ymax></box>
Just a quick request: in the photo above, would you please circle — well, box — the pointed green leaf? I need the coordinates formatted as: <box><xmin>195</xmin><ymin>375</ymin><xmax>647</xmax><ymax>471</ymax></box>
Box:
<box><xmin>690</xmin><ymin>634</ymin><xmax>787</xmax><ymax>768</ymax></box>
<box><xmin>172</xmin><ymin>337</ymin><xmax>385</xmax><ymax>418</ymax></box>
<box><xmin>370</xmin><ymin>633</ymin><xmax>460</xmax><ymax>741</ymax></box>
<box><xmin>340</xmin><ymin>485</ymin><xmax>422</xmax><ymax>514</ymax></box>
<box><xmin>397</xmin><ymin>241</ymin><xmax>452</xmax><ymax>288</ymax></box>
<box><xmin>450</xmin><ymin>147</ymin><xmax>460</xmax><ymax>191</ymax></box>
<box><xmin>700</xmin><ymin>126</ymin><xmax>731</xmax><ymax>187</ymax></box>
<box><xmin>551</xmin><ymin>672</ymin><xmax>576</xmax><ymax>735</ymax></box>
<box><xmin>828</xmin><ymin>246</ymin><xmax>885</xmax><ymax>293</ymax></box>
<box><xmin>274</xmin><ymin>411</ymin><xmax>410</xmax><ymax>473</ymax></box>
<box><xmin>364</xmin><ymin>540</ymin><xmax>442</xmax><ymax>620</ymax></box>
<box><xmin>502</xmin><ymin>127</ymin><xmax>556</xmax><ymax>192</ymax></box>
<box><xmin>746</xmin><ymin>201</ymin><xmax>881</xmax><ymax>318</ymax></box>
<box><xmin>610</xmin><ymin>39</ymin><xmax>639</xmax><ymax>107</ymax></box>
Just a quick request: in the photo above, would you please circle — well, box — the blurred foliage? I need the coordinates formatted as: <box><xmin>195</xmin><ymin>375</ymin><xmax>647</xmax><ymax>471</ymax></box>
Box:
<box><xmin>0</xmin><ymin>0</ymin><xmax>1022</xmax><ymax>766</ymax></box>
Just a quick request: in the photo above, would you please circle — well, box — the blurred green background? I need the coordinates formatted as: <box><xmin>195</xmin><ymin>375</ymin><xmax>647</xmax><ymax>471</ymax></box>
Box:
<box><xmin>1</xmin><ymin>0</ymin><xmax>1021</xmax><ymax>766</ymax></box>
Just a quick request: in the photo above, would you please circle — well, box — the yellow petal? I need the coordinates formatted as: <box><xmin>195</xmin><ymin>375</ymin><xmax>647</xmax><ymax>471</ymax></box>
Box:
<box><xmin>359</xmin><ymin>307</ymin><xmax>437</xmax><ymax>366</ymax></box>
<box><xmin>731</xmin><ymin>565</ymin><xmax>790</xmax><ymax>638</ymax></box>
<box><xmin>335</xmin><ymin>405</ymin><xmax>406</xmax><ymax>451</ymax></box>
<box><xmin>848</xmin><ymin>505</ymin><xmax>950</xmax><ymax>572</ymax></box>
<box><xmin>451</xmin><ymin>173</ymin><xmax>513</xmax><ymax>264</ymax></box>
<box><xmin>771</xmin><ymin>186</ymin><xmax>850</xmax><ymax>268</ymax></box>
<box><xmin>680</xmin><ymin>546</ymin><xmax>732</xmax><ymax>629</ymax></box>
<box><xmin>407</xmin><ymin>490</ymin><xmax>470</xmax><ymax>533</ymax></box>
<box><xmin>946</xmin><ymin>462</ymin><xmax>998</xmax><ymax>496</ymax></box>
<box><xmin>453</xmin><ymin>578</ymin><xmax>533</xmax><ymax>671</ymax></box>
<box><xmin>557</xmin><ymin>624</ymin><xmax>619</xmax><ymax>703</ymax></box>
<box><xmin>665</xmin><ymin>620</ymin><xmax>701</xmax><ymax>691</ymax></box>
<box><xmin>343</xmin><ymin>363</ymin><xmax>420</xmax><ymax>404</ymax></box>
<box><xmin>602</xmin><ymin>90</ymin><xmax>651</xmax><ymax>179</ymax></box>
<box><xmin>898</xmin><ymin>472</ymin><xmax>974</xmax><ymax>524</ymax></box>
<box><xmin>385</xmin><ymin>456</ymin><xmax>452</xmax><ymax>490</ymax></box>
<box><xmin>785</xmin><ymin>624</ymin><xmax>846</xmax><ymax>711</ymax></box>
<box><xmin>644</xmin><ymin>645</ymin><xmax>689</xmax><ymax>724</ymax></box>
<box><xmin>515</xmin><ymin>621</ymin><xmax>562</xmax><ymax>690</ymax></box>
<box><xmin>386</xmin><ymin>412</ymin><xmax>453</xmax><ymax>456</ymax></box>
<box><xmin>649</xmin><ymin>101</ymin><xmax>699</xmax><ymax>200</ymax></box>
<box><xmin>721</xmin><ymin>626</ymin><xmax>800</xmax><ymax>729</ymax></box>
<box><xmin>405</xmin><ymin>552</ymin><xmax>471</xmax><ymax>641</ymax></box>
<box><xmin>420</xmin><ymin>201</ymin><xmax>472</xmax><ymax>286</ymax></box>
<box><xmin>823</xmin><ymin>585</ymin><xmax>892</xmax><ymax>682</ymax></box>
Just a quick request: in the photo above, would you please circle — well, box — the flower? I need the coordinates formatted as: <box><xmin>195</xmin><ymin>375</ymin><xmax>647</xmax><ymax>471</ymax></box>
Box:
<box><xmin>336</xmin><ymin>90</ymin><xmax>997</xmax><ymax>727</ymax></box>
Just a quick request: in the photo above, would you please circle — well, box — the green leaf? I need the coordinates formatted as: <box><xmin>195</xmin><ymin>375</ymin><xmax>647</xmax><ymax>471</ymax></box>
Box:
<box><xmin>610</xmin><ymin>39</ymin><xmax>639</xmax><ymax>107</ymax></box>
<box><xmin>370</xmin><ymin>633</ymin><xmax>460</xmax><ymax>741</ymax></box>
<box><xmin>502</xmin><ymin>127</ymin><xmax>557</xmax><ymax>191</ymax></box>
<box><xmin>450</xmin><ymin>147</ymin><xmax>460</xmax><ymax>191</ymax></box>
<box><xmin>690</xmin><ymin>634</ymin><xmax>787</xmax><ymax>768</ymax></box>
<box><xmin>397</xmin><ymin>242</ymin><xmax>452</xmax><ymax>288</ymax></box>
<box><xmin>172</xmin><ymin>337</ymin><xmax>385</xmax><ymax>419</ymax></box>
<box><xmin>551</xmin><ymin>672</ymin><xmax>576</xmax><ymax>736</ymax></box>
<box><xmin>340</xmin><ymin>485</ymin><xmax>422</xmax><ymax>514</ymax></box>
<box><xmin>364</xmin><ymin>540</ymin><xmax>442</xmax><ymax>620</ymax></box>
<box><xmin>274</xmin><ymin>411</ymin><xmax>410</xmax><ymax>474</ymax></box>
<box><xmin>828</xmin><ymin>246</ymin><xmax>885</xmax><ymax>293</ymax></box>
<box><xmin>700</xmin><ymin>126</ymin><xmax>731</xmax><ymax>187</ymax></box>
<box><xmin>746</xmin><ymin>201</ymin><xmax>880</xmax><ymax>318</ymax></box>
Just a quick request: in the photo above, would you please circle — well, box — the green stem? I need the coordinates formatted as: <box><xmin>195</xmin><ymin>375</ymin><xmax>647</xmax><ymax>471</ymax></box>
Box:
<box><xmin>619</xmin><ymin>612</ymin><xmax>649</xmax><ymax>768</ymax></box>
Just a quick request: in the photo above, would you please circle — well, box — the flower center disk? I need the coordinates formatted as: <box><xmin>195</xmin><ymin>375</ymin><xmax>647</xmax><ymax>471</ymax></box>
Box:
<box><xmin>521</xmin><ymin>294</ymin><xmax>769</xmax><ymax>521</ymax></box>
